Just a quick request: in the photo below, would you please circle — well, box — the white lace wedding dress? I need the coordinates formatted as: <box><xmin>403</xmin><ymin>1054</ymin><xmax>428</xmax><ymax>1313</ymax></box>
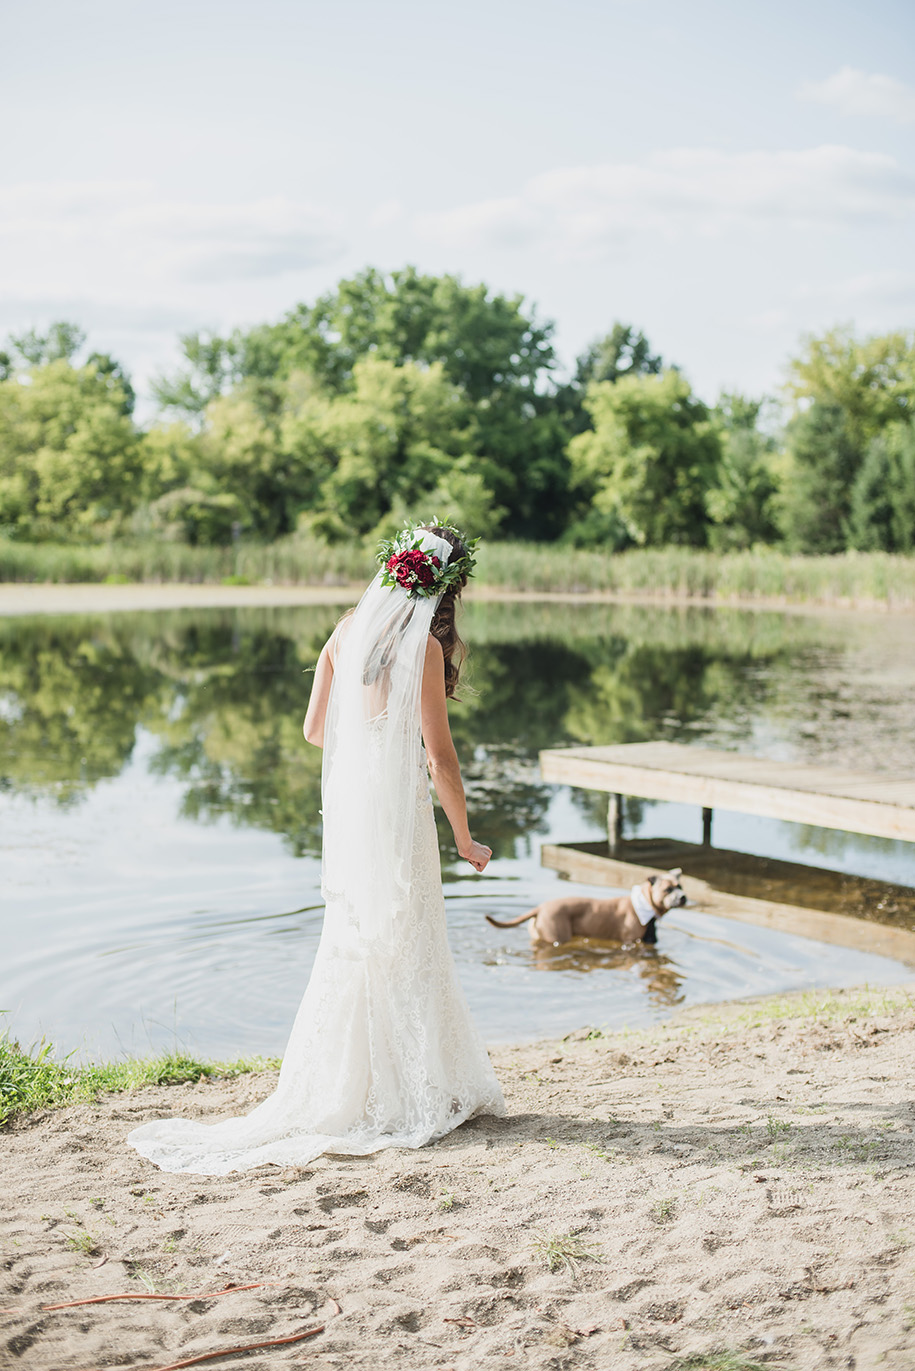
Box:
<box><xmin>127</xmin><ymin>536</ymin><xmax>505</xmax><ymax>1176</ymax></box>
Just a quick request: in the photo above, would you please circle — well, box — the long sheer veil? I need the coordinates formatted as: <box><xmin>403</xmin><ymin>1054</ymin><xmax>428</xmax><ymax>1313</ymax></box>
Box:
<box><xmin>125</xmin><ymin>526</ymin><xmax>506</xmax><ymax>1175</ymax></box>
<box><xmin>320</xmin><ymin>528</ymin><xmax>454</xmax><ymax>959</ymax></box>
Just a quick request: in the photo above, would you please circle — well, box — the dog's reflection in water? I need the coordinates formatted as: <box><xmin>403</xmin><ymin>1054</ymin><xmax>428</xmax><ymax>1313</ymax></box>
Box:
<box><xmin>528</xmin><ymin>938</ymin><xmax>685</xmax><ymax>1009</ymax></box>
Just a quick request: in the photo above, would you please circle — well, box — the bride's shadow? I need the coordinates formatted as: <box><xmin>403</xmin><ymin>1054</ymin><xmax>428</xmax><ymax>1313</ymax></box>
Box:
<box><xmin>436</xmin><ymin>1103</ymin><xmax>915</xmax><ymax>1175</ymax></box>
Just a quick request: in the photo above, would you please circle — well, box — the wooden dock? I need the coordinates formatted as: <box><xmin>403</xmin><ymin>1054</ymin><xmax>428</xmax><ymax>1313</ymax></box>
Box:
<box><xmin>541</xmin><ymin>839</ymin><xmax>915</xmax><ymax>968</ymax></box>
<box><xmin>539</xmin><ymin>741</ymin><xmax>915</xmax><ymax>845</ymax></box>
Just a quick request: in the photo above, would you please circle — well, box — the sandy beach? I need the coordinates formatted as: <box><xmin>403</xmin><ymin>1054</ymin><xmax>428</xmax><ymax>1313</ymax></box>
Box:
<box><xmin>3</xmin><ymin>983</ymin><xmax>915</xmax><ymax>1370</ymax></box>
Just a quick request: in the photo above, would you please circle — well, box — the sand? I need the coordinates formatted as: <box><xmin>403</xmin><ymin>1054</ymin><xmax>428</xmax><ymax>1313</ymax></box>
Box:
<box><xmin>2</xmin><ymin>580</ymin><xmax>914</xmax><ymax>619</ymax></box>
<box><xmin>3</xmin><ymin>985</ymin><xmax>915</xmax><ymax>1371</ymax></box>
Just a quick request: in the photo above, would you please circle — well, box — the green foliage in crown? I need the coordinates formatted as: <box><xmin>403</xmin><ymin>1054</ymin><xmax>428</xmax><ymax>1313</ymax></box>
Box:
<box><xmin>377</xmin><ymin>517</ymin><xmax>479</xmax><ymax>599</ymax></box>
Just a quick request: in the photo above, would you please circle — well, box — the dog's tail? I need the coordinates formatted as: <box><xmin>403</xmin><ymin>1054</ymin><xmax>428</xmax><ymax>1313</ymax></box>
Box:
<box><xmin>485</xmin><ymin>908</ymin><xmax>538</xmax><ymax>929</ymax></box>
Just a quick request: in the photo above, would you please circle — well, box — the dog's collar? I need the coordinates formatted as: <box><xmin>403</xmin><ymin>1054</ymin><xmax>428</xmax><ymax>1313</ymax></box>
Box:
<box><xmin>630</xmin><ymin>884</ymin><xmax>657</xmax><ymax>926</ymax></box>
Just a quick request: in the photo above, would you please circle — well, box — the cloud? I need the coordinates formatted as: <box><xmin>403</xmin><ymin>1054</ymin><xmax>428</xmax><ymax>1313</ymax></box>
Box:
<box><xmin>416</xmin><ymin>146</ymin><xmax>915</xmax><ymax>258</ymax></box>
<box><xmin>0</xmin><ymin>182</ymin><xmax>346</xmax><ymax>290</ymax></box>
<box><xmin>798</xmin><ymin>67</ymin><xmax>915</xmax><ymax>123</ymax></box>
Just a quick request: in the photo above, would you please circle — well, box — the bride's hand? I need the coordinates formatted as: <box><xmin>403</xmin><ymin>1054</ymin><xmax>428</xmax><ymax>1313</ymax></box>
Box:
<box><xmin>459</xmin><ymin>839</ymin><xmax>492</xmax><ymax>873</ymax></box>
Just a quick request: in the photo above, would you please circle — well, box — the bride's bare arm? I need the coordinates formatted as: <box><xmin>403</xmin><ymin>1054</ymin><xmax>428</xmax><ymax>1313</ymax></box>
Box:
<box><xmin>421</xmin><ymin>635</ymin><xmax>492</xmax><ymax>873</ymax></box>
<box><xmin>303</xmin><ymin>641</ymin><xmax>335</xmax><ymax>747</ymax></box>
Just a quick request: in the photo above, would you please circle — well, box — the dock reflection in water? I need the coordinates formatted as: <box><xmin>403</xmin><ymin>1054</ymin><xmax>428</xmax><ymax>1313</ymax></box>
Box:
<box><xmin>1</xmin><ymin>599</ymin><xmax>914</xmax><ymax>1060</ymax></box>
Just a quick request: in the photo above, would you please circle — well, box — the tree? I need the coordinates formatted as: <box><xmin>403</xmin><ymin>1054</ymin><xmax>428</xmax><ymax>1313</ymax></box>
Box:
<box><xmin>8</xmin><ymin>321</ymin><xmax>87</xmax><ymax>367</ymax></box>
<box><xmin>0</xmin><ymin>357</ymin><xmax>140</xmax><ymax>537</ymax></box>
<box><xmin>848</xmin><ymin>420</ymin><xmax>915</xmax><ymax>552</ymax></box>
<box><xmin>150</xmin><ymin>330</ymin><xmax>246</xmax><ymax>419</ymax></box>
<box><xmin>293</xmin><ymin>357</ymin><xmax>496</xmax><ymax>540</ymax></box>
<box><xmin>152</xmin><ymin>268</ymin><xmax>570</xmax><ymax>539</ymax></box>
<box><xmin>559</xmin><ymin>324</ymin><xmax>665</xmax><ymax>439</ymax></box>
<box><xmin>777</xmin><ymin>402</ymin><xmax>860</xmax><ymax>553</ymax></box>
<box><xmin>567</xmin><ymin>370</ymin><xmax>721</xmax><ymax>547</ymax></box>
<box><xmin>786</xmin><ymin>326</ymin><xmax>915</xmax><ymax>452</ymax></box>
<box><xmin>705</xmin><ymin>392</ymin><xmax>779</xmax><ymax>550</ymax></box>
<box><xmin>575</xmin><ymin>324</ymin><xmax>664</xmax><ymax>390</ymax></box>
<box><xmin>87</xmin><ymin>352</ymin><xmax>136</xmax><ymax>416</ymax></box>
<box><xmin>778</xmin><ymin>328</ymin><xmax>915</xmax><ymax>552</ymax></box>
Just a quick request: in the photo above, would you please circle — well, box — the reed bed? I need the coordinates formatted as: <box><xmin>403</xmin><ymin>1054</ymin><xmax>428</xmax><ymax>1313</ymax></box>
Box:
<box><xmin>2</xmin><ymin>536</ymin><xmax>914</xmax><ymax>607</ymax></box>
<box><xmin>477</xmin><ymin>543</ymin><xmax>915</xmax><ymax>606</ymax></box>
<box><xmin>0</xmin><ymin>535</ymin><xmax>372</xmax><ymax>587</ymax></box>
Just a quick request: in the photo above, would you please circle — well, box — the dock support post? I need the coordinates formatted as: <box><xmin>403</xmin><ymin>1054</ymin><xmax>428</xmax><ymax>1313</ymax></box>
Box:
<box><xmin>608</xmin><ymin>793</ymin><xmax>623</xmax><ymax>854</ymax></box>
<box><xmin>702</xmin><ymin>807</ymin><xmax>713</xmax><ymax>846</ymax></box>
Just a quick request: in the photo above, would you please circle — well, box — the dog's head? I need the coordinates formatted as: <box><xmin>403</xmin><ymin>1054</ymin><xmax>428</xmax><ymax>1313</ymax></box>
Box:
<box><xmin>648</xmin><ymin>868</ymin><xmax>687</xmax><ymax>915</ymax></box>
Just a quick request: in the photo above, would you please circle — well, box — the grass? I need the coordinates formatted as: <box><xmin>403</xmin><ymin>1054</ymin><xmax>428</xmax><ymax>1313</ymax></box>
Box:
<box><xmin>477</xmin><ymin>543</ymin><xmax>915</xmax><ymax>607</ymax></box>
<box><xmin>4</xmin><ymin>982</ymin><xmax>912</xmax><ymax>1127</ymax></box>
<box><xmin>650</xmin><ymin>1195</ymin><xmax>678</xmax><ymax>1224</ymax></box>
<box><xmin>0</xmin><ymin>532</ymin><xmax>371</xmax><ymax>587</ymax></box>
<box><xmin>674</xmin><ymin>985</ymin><xmax>915</xmax><ymax>1038</ymax></box>
<box><xmin>665</xmin><ymin>1353</ymin><xmax>775</xmax><ymax>1371</ymax></box>
<box><xmin>0</xmin><ymin>1027</ymin><xmax>280</xmax><ymax>1127</ymax></box>
<box><xmin>2</xmin><ymin>533</ymin><xmax>915</xmax><ymax>608</ymax></box>
<box><xmin>531</xmin><ymin>1229</ymin><xmax>604</xmax><ymax>1276</ymax></box>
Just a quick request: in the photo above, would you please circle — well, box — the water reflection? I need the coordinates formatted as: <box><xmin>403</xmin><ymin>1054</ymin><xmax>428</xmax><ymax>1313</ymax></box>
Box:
<box><xmin>525</xmin><ymin>940</ymin><xmax>685</xmax><ymax>1010</ymax></box>
<box><xmin>2</xmin><ymin>602</ymin><xmax>914</xmax><ymax>870</ymax></box>
<box><xmin>2</xmin><ymin>599</ymin><xmax>915</xmax><ymax>1061</ymax></box>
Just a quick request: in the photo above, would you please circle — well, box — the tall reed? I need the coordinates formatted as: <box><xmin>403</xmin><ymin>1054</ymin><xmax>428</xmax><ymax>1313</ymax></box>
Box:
<box><xmin>2</xmin><ymin>536</ymin><xmax>914</xmax><ymax>607</ymax></box>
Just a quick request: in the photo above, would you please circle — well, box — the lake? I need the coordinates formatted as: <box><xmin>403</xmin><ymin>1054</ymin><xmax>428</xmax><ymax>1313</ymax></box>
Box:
<box><xmin>2</xmin><ymin>597</ymin><xmax>914</xmax><ymax>1062</ymax></box>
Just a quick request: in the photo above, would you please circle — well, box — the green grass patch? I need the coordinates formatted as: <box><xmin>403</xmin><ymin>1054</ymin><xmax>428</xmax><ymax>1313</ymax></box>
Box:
<box><xmin>531</xmin><ymin>1229</ymin><xmax>604</xmax><ymax>1276</ymax></box>
<box><xmin>666</xmin><ymin>1353</ymin><xmax>774</xmax><ymax>1371</ymax></box>
<box><xmin>0</xmin><ymin>1028</ymin><xmax>280</xmax><ymax>1127</ymax></box>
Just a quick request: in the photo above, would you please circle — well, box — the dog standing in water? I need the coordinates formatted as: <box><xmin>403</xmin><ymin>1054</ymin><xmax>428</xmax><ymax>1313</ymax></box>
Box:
<box><xmin>486</xmin><ymin>868</ymin><xmax>687</xmax><ymax>946</ymax></box>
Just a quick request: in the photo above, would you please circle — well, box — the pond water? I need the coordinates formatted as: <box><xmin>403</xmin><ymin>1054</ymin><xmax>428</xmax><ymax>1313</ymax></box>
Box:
<box><xmin>2</xmin><ymin>598</ymin><xmax>914</xmax><ymax>1062</ymax></box>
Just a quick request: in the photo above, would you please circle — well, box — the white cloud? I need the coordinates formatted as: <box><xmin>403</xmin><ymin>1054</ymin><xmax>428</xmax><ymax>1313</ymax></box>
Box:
<box><xmin>416</xmin><ymin>146</ymin><xmax>915</xmax><ymax>258</ymax></box>
<box><xmin>798</xmin><ymin>67</ymin><xmax>915</xmax><ymax>123</ymax></box>
<box><xmin>0</xmin><ymin>182</ymin><xmax>346</xmax><ymax>294</ymax></box>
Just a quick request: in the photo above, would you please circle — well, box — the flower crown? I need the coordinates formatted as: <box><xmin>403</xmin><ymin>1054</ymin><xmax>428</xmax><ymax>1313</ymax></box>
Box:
<box><xmin>377</xmin><ymin>518</ymin><xmax>478</xmax><ymax>599</ymax></box>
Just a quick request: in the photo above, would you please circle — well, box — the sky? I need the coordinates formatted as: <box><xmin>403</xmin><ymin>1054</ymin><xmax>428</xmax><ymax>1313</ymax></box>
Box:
<box><xmin>1</xmin><ymin>0</ymin><xmax>913</xmax><ymax>415</ymax></box>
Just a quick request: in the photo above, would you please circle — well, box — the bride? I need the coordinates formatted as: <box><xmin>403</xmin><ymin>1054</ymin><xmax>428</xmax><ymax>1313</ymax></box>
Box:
<box><xmin>127</xmin><ymin>521</ymin><xmax>505</xmax><ymax>1175</ymax></box>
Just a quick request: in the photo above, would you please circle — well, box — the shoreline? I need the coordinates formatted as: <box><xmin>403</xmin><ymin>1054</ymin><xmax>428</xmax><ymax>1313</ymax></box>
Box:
<box><xmin>2</xmin><ymin>578</ymin><xmax>914</xmax><ymax>618</ymax></box>
<box><xmin>4</xmin><ymin>982</ymin><xmax>915</xmax><ymax>1369</ymax></box>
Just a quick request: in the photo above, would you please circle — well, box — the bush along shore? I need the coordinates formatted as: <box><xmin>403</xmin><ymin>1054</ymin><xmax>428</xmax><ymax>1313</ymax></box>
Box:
<box><xmin>2</xmin><ymin>536</ymin><xmax>915</xmax><ymax>608</ymax></box>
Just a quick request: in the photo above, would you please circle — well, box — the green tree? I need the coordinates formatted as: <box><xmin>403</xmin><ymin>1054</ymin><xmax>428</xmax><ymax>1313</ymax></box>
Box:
<box><xmin>558</xmin><ymin>324</ymin><xmax>664</xmax><ymax>438</ymax></box>
<box><xmin>786</xmin><ymin>326</ymin><xmax>915</xmax><ymax>452</ymax></box>
<box><xmin>151</xmin><ymin>330</ymin><xmax>246</xmax><ymax>418</ymax></box>
<box><xmin>778</xmin><ymin>327</ymin><xmax>915</xmax><ymax>552</ymax></box>
<box><xmin>297</xmin><ymin>357</ymin><xmax>491</xmax><ymax>539</ymax></box>
<box><xmin>153</xmin><ymin>268</ymin><xmax>570</xmax><ymax>539</ymax></box>
<box><xmin>8</xmin><ymin>321</ymin><xmax>87</xmax><ymax>367</ymax></box>
<box><xmin>0</xmin><ymin>357</ymin><xmax>140</xmax><ymax>537</ymax></box>
<box><xmin>567</xmin><ymin>370</ymin><xmax>721</xmax><ymax>547</ymax></box>
<box><xmin>777</xmin><ymin>402</ymin><xmax>860</xmax><ymax>553</ymax></box>
<box><xmin>706</xmin><ymin>393</ymin><xmax>779</xmax><ymax>550</ymax></box>
<box><xmin>848</xmin><ymin>419</ymin><xmax>915</xmax><ymax>552</ymax></box>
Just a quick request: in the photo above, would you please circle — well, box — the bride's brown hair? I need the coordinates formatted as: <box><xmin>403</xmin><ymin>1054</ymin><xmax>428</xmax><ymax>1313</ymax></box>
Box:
<box><xmin>425</xmin><ymin>525</ymin><xmax>470</xmax><ymax>699</ymax></box>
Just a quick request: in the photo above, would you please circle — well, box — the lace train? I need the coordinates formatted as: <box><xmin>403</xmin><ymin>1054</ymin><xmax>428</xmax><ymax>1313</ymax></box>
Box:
<box><xmin>127</xmin><ymin>772</ymin><xmax>505</xmax><ymax>1175</ymax></box>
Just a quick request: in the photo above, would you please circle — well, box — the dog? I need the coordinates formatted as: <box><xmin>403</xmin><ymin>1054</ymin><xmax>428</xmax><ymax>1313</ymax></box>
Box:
<box><xmin>485</xmin><ymin>868</ymin><xmax>687</xmax><ymax>946</ymax></box>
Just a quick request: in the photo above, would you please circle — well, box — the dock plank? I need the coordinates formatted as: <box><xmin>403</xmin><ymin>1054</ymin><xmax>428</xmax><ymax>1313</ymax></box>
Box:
<box><xmin>539</xmin><ymin>742</ymin><xmax>915</xmax><ymax>843</ymax></box>
<box><xmin>541</xmin><ymin>842</ymin><xmax>915</xmax><ymax>967</ymax></box>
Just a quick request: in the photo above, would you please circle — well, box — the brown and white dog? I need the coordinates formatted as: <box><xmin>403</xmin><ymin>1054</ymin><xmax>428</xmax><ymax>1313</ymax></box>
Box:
<box><xmin>485</xmin><ymin>869</ymin><xmax>687</xmax><ymax>946</ymax></box>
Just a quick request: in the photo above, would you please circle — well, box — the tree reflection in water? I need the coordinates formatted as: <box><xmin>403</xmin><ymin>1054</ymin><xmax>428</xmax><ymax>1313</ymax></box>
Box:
<box><xmin>0</xmin><ymin>600</ymin><xmax>844</xmax><ymax>863</ymax></box>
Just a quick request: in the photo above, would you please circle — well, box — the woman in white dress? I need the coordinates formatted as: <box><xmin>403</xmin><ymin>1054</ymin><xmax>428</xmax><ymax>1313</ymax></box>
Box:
<box><xmin>127</xmin><ymin>521</ymin><xmax>505</xmax><ymax>1175</ymax></box>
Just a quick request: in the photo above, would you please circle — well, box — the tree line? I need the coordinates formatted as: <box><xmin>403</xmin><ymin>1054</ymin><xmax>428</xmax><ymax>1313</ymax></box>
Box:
<box><xmin>1</xmin><ymin>267</ymin><xmax>913</xmax><ymax>553</ymax></box>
